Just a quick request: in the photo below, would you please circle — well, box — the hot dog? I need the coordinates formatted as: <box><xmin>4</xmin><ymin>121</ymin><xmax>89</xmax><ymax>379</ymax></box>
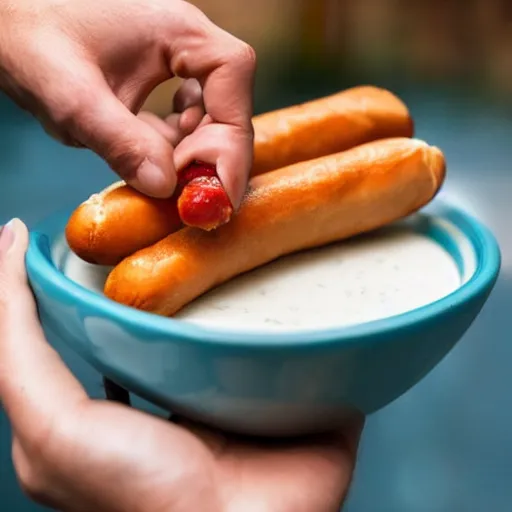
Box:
<box><xmin>175</xmin><ymin>162</ymin><xmax>233</xmax><ymax>231</ymax></box>
<box><xmin>178</xmin><ymin>85</ymin><xmax>415</xmax><ymax>231</ymax></box>
<box><xmin>104</xmin><ymin>137</ymin><xmax>446</xmax><ymax>317</ymax></box>
<box><xmin>251</xmin><ymin>85</ymin><xmax>414</xmax><ymax>175</ymax></box>
<box><xmin>66</xmin><ymin>86</ymin><xmax>414</xmax><ymax>266</ymax></box>
<box><xmin>64</xmin><ymin>181</ymin><xmax>182</xmax><ymax>266</ymax></box>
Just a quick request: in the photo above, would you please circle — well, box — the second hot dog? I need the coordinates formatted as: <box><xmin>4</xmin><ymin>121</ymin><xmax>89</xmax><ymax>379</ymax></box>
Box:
<box><xmin>66</xmin><ymin>85</ymin><xmax>414</xmax><ymax>266</ymax></box>
<box><xmin>104</xmin><ymin>137</ymin><xmax>446</xmax><ymax>317</ymax></box>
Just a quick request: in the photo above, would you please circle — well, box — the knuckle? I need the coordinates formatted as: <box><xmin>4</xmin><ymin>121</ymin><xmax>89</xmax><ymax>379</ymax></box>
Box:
<box><xmin>176</xmin><ymin>0</ymin><xmax>204</xmax><ymax>20</ymax></box>
<box><xmin>233</xmin><ymin>41</ymin><xmax>257</xmax><ymax>72</ymax></box>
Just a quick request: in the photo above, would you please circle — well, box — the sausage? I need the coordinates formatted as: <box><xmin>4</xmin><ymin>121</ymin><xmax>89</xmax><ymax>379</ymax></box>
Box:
<box><xmin>104</xmin><ymin>137</ymin><xmax>446</xmax><ymax>317</ymax></box>
<box><xmin>66</xmin><ymin>85</ymin><xmax>414</xmax><ymax>265</ymax></box>
<box><xmin>177</xmin><ymin>175</ymin><xmax>233</xmax><ymax>231</ymax></box>
<box><xmin>175</xmin><ymin>162</ymin><xmax>233</xmax><ymax>231</ymax></box>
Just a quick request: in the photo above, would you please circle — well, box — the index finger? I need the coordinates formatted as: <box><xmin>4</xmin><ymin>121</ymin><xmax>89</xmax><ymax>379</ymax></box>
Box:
<box><xmin>164</xmin><ymin>2</ymin><xmax>256</xmax><ymax>208</ymax></box>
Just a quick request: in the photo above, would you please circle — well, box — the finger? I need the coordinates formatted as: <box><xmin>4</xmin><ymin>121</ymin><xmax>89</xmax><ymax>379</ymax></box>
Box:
<box><xmin>139</xmin><ymin>111</ymin><xmax>200</xmax><ymax>149</ymax></box>
<box><xmin>176</xmin><ymin>106</ymin><xmax>205</xmax><ymax>139</ymax></box>
<box><xmin>174</xmin><ymin>122</ymin><xmax>252</xmax><ymax>209</ymax></box>
<box><xmin>165</xmin><ymin>2</ymin><xmax>256</xmax><ymax>208</ymax></box>
<box><xmin>171</xmin><ymin>79</ymin><xmax>205</xmax><ymax>136</ymax></box>
<box><xmin>27</xmin><ymin>49</ymin><xmax>178</xmax><ymax>198</ymax></box>
<box><xmin>137</xmin><ymin>80</ymin><xmax>205</xmax><ymax>149</ymax></box>
<box><xmin>173</xmin><ymin>79</ymin><xmax>203</xmax><ymax>113</ymax></box>
<box><xmin>0</xmin><ymin>219</ymin><xmax>88</xmax><ymax>449</ymax></box>
<box><xmin>137</xmin><ymin>111</ymin><xmax>182</xmax><ymax>147</ymax></box>
<box><xmin>222</xmin><ymin>415</ymin><xmax>365</xmax><ymax>512</ymax></box>
<box><xmin>66</xmin><ymin>75</ymin><xmax>178</xmax><ymax>198</ymax></box>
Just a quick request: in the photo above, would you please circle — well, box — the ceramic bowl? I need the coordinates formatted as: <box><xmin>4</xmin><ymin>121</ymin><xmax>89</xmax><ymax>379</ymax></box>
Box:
<box><xmin>25</xmin><ymin>201</ymin><xmax>501</xmax><ymax>436</ymax></box>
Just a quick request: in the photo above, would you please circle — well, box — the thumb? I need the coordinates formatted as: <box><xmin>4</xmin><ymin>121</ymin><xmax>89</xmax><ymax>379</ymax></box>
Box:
<box><xmin>0</xmin><ymin>218</ymin><xmax>46</xmax><ymax>368</ymax></box>
<box><xmin>0</xmin><ymin>217</ymin><xmax>41</xmax><ymax>395</ymax></box>
<box><xmin>0</xmin><ymin>218</ymin><xmax>34</xmax><ymax>310</ymax></box>
<box><xmin>64</xmin><ymin>82</ymin><xmax>178</xmax><ymax>199</ymax></box>
<box><xmin>0</xmin><ymin>218</ymin><xmax>88</xmax><ymax>440</ymax></box>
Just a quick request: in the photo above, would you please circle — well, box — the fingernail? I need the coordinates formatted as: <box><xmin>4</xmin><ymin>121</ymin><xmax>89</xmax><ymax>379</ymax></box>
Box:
<box><xmin>134</xmin><ymin>159</ymin><xmax>175</xmax><ymax>198</ymax></box>
<box><xmin>0</xmin><ymin>219</ymin><xmax>16</xmax><ymax>254</ymax></box>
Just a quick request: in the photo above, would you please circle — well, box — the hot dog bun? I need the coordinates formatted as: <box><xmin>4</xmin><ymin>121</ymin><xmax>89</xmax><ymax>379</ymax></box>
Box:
<box><xmin>252</xmin><ymin>85</ymin><xmax>414</xmax><ymax>175</ymax></box>
<box><xmin>104</xmin><ymin>137</ymin><xmax>445</xmax><ymax>317</ymax></box>
<box><xmin>64</xmin><ymin>182</ymin><xmax>181</xmax><ymax>265</ymax></box>
<box><xmin>66</xmin><ymin>86</ymin><xmax>414</xmax><ymax>266</ymax></box>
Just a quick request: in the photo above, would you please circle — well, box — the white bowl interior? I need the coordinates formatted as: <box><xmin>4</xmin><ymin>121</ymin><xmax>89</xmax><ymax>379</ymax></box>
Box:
<box><xmin>56</xmin><ymin>214</ymin><xmax>474</xmax><ymax>333</ymax></box>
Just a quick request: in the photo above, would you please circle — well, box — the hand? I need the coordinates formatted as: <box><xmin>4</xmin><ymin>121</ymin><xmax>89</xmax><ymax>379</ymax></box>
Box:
<box><xmin>0</xmin><ymin>219</ymin><xmax>364</xmax><ymax>512</ymax></box>
<box><xmin>0</xmin><ymin>0</ymin><xmax>256</xmax><ymax>208</ymax></box>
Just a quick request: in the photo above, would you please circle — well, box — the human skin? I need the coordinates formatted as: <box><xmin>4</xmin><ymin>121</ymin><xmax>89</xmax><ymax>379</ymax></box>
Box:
<box><xmin>0</xmin><ymin>1</ymin><xmax>364</xmax><ymax>509</ymax></box>
<box><xmin>0</xmin><ymin>219</ymin><xmax>364</xmax><ymax>512</ymax></box>
<box><xmin>0</xmin><ymin>0</ymin><xmax>256</xmax><ymax>209</ymax></box>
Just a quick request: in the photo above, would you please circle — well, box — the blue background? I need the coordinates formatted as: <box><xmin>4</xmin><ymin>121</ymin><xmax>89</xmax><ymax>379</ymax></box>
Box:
<box><xmin>0</xmin><ymin>85</ymin><xmax>510</xmax><ymax>511</ymax></box>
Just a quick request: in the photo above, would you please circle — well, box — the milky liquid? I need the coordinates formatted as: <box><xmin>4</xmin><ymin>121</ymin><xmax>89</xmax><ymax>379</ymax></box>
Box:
<box><xmin>62</xmin><ymin>225</ymin><xmax>462</xmax><ymax>332</ymax></box>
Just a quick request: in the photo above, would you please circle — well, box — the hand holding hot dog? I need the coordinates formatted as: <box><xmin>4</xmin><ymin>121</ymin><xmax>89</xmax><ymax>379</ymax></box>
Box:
<box><xmin>0</xmin><ymin>0</ymin><xmax>256</xmax><ymax>206</ymax></box>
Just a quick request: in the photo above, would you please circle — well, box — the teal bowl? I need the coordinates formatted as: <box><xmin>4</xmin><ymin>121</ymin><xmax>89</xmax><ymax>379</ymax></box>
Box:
<box><xmin>26</xmin><ymin>202</ymin><xmax>501</xmax><ymax>436</ymax></box>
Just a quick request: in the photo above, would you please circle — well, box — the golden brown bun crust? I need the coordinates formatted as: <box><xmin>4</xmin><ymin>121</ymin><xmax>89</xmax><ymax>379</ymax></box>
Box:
<box><xmin>65</xmin><ymin>183</ymin><xmax>181</xmax><ymax>266</ymax></box>
<box><xmin>251</xmin><ymin>85</ymin><xmax>414</xmax><ymax>175</ymax></box>
<box><xmin>104</xmin><ymin>137</ymin><xmax>445</xmax><ymax>317</ymax></box>
<box><xmin>65</xmin><ymin>86</ymin><xmax>413</xmax><ymax>266</ymax></box>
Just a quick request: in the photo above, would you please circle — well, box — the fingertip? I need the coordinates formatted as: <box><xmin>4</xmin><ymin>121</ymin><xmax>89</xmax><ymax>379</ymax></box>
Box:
<box><xmin>0</xmin><ymin>218</ymin><xmax>30</xmax><ymax>282</ymax></box>
<box><xmin>215</xmin><ymin>163</ymin><xmax>246</xmax><ymax>210</ymax></box>
<box><xmin>215</xmin><ymin>139</ymin><xmax>253</xmax><ymax>210</ymax></box>
<box><xmin>126</xmin><ymin>118</ymin><xmax>179</xmax><ymax>198</ymax></box>
<box><xmin>173</xmin><ymin>78</ymin><xmax>203</xmax><ymax>114</ymax></box>
<box><xmin>69</xmin><ymin>90</ymin><xmax>179</xmax><ymax>199</ymax></box>
<box><xmin>173</xmin><ymin>124</ymin><xmax>252</xmax><ymax>210</ymax></box>
<box><xmin>128</xmin><ymin>158</ymin><xmax>177</xmax><ymax>199</ymax></box>
<box><xmin>9</xmin><ymin>218</ymin><xmax>29</xmax><ymax>255</ymax></box>
<box><xmin>138</xmin><ymin>111</ymin><xmax>181</xmax><ymax>146</ymax></box>
<box><xmin>179</xmin><ymin>106</ymin><xmax>205</xmax><ymax>137</ymax></box>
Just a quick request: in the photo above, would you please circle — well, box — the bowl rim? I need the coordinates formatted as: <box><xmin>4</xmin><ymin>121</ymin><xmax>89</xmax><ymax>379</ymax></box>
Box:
<box><xmin>26</xmin><ymin>200</ymin><xmax>501</xmax><ymax>348</ymax></box>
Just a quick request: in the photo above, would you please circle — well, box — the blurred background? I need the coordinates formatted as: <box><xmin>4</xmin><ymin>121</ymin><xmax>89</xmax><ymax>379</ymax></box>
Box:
<box><xmin>1</xmin><ymin>0</ymin><xmax>511</xmax><ymax>510</ymax></box>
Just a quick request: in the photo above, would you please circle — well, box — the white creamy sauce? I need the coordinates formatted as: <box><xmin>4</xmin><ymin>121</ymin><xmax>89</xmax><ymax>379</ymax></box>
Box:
<box><xmin>62</xmin><ymin>226</ymin><xmax>462</xmax><ymax>332</ymax></box>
